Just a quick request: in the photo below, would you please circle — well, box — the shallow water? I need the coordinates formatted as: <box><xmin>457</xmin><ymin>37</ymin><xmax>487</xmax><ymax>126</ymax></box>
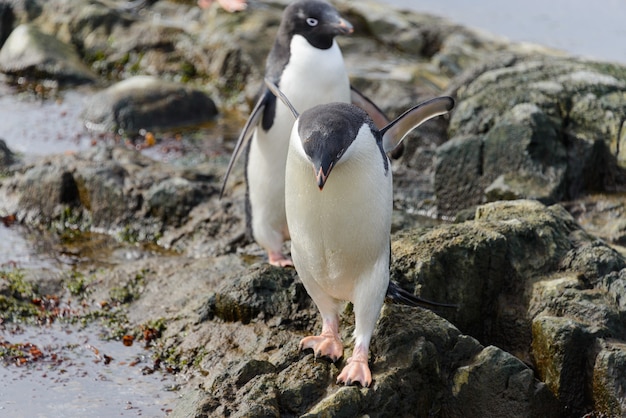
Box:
<box><xmin>0</xmin><ymin>323</ymin><xmax>179</xmax><ymax>417</ymax></box>
<box><xmin>0</xmin><ymin>85</ymin><xmax>95</xmax><ymax>157</ymax></box>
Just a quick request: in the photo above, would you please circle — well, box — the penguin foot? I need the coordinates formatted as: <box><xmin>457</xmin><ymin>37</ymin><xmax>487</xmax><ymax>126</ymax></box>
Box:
<box><xmin>197</xmin><ymin>0</ymin><xmax>247</xmax><ymax>12</ymax></box>
<box><xmin>336</xmin><ymin>347</ymin><xmax>372</xmax><ymax>387</ymax></box>
<box><xmin>268</xmin><ymin>252</ymin><xmax>294</xmax><ymax>268</ymax></box>
<box><xmin>337</xmin><ymin>359</ymin><xmax>372</xmax><ymax>387</ymax></box>
<box><xmin>299</xmin><ymin>334</ymin><xmax>343</xmax><ymax>362</ymax></box>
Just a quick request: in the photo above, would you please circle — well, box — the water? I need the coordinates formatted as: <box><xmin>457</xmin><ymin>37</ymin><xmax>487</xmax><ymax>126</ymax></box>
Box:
<box><xmin>0</xmin><ymin>85</ymin><xmax>95</xmax><ymax>157</ymax></box>
<box><xmin>379</xmin><ymin>0</ymin><xmax>626</xmax><ymax>65</ymax></box>
<box><xmin>0</xmin><ymin>324</ymin><xmax>179</xmax><ymax>417</ymax></box>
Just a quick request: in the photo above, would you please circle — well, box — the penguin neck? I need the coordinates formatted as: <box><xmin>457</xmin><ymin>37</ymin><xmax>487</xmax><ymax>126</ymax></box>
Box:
<box><xmin>279</xmin><ymin>34</ymin><xmax>350</xmax><ymax>109</ymax></box>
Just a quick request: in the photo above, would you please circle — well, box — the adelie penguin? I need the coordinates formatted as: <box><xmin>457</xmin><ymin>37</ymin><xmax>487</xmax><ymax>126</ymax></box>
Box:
<box><xmin>220</xmin><ymin>0</ymin><xmax>389</xmax><ymax>267</ymax></box>
<box><xmin>264</xmin><ymin>79</ymin><xmax>456</xmax><ymax>387</ymax></box>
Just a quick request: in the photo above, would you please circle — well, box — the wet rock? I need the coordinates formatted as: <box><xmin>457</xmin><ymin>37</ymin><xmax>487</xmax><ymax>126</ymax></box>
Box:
<box><xmin>16</xmin><ymin>161</ymin><xmax>81</xmax><ymax>223</ymax></box>
<box><xmin>82</xmin><ymin>75</ymin><xmax>218</xmax><ymax>135</ymax></box>
<box><xmin>0</xmin><ymin>23</ymin><xmax>97</xmax><ymax>84</ymax></box>
<box><xmin>0</xmin><ymin>146</ymin><xmax>220</xmax><ymax>243</ymax></box>
<box><xmin>437</xmin><ymin>56</ymin><xmax>626</xmax><ymax>216</ymax></box>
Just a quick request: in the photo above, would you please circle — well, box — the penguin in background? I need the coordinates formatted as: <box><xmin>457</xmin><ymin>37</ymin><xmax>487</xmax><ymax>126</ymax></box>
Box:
<box><xmin>265</xmin><ymin>79</ymin><xmax>455</xmax><ymax>387</ymax></box>
<box><xmin>220</xmin><ymin>0</ymin><xmax>389</xmax><ymax>267</ymax></box>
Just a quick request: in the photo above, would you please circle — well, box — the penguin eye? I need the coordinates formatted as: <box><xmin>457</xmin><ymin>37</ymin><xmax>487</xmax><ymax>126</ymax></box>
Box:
<box><xmin>306</xmin><ymin>17</ymin><xmax>318</xmax><ymax>27</ymax></box>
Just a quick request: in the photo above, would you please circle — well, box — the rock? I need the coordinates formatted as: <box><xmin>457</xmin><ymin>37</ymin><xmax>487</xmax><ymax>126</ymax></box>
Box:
<box><xmin>531</xmin><ymin>315</ymin><xmax>593</xmax><ymax>415</ymax></box>
<box><xmin>0</xmin><ymin>139</ymin><xmax>15</xmax><ymax>171</ymax></box>
<box><xmin>564</xmin><ymin>194</ymin><xmax>626</xmax><ymax>247</ymax></box>
<box><xmin>434</xmin><ymin>134</ymin><xmax>484</xmax><ymax>214</ymax></box>
<box><xmin>82</xmin><ymin>75</ymin><xmax>218</xmax><ymax>135</ymax></box>
<box><xmin>16</xmin><ymin>161</ymin><xmax>81</xmax><ymax>223</ymax></box>
<box><xmin>0</xmin><ymin>23</ymin><xmax>97</xmax><ymax>84</ymax></box>
<box><xmin>0</xmin><ymin>146</ymin><xmax>222</xmax><ymax>245</ymax></box>
<box><xmin>391</xmin><ymin>200</ymin><xmax>581</xmax><ymax>353</ymax></box>
<box><xmin>450</xmin><ymin>345</ymin><xmax>559</xmax><ymax>418</ymax></box>
<box><xmin>437</xmin><ymin>56</ymin><xmax>626</xmax><ymax>216</ymax></box>
<box><xmin>202</xmin><ymin>264</ymin><xmax>314</xmax><ymax>325</ymax></box>
<box><xmin>592</xmin><ymin>340</ymin><xmax>626</xmax><ymax>417</ymax></box>
<box><xmin>390</xmin><ymin>199</ymin><xmax>626</xmax><ymax>414</ymax></box>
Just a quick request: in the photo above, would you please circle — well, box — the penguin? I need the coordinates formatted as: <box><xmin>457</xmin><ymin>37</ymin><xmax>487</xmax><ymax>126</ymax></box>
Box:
<box><xmin>220</xmin><ymin>0</ymin><xmax>388</xmax><ymax>267</ymax></box>
<box><xmin>264</xmin><ymin>79</ymin><xmax>455</xmax><ymax>387</ymax></box>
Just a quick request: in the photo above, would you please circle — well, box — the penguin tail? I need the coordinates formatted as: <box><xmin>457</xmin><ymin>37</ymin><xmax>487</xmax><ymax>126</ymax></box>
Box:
<box><xmin>385</xmin><ymin>281</ymin><xmax>458</xmax><ymax>311</ymax></box>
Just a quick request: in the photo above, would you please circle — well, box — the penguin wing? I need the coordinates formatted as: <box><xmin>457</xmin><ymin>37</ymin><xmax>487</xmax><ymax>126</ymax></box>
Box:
<box><xmin>381</xmin><ymin>96</ymin><xmax>455</xmax><ymax>154</ymax></box>
<box><xmin>350</xmin><ymin>86</ymin><xmax>389</xmax><ymax>130</ymax></box>
<box><xmin>219</xmin><ymin>89</ymin><xmax>273</xmax><ymax>198</ymax></box>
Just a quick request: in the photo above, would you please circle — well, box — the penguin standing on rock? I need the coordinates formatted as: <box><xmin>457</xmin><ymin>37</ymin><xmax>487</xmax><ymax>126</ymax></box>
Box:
<box><xmin>265</xmin><ymin>80</ymin><xmax>455</xmax><ymax>387</ymax></box>
<box><xmin>220</xmin><ymin>0</ymin><xmax>388</xmax><ymax>267</ymax></box>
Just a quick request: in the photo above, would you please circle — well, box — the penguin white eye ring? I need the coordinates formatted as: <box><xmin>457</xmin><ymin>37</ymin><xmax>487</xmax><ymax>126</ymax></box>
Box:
<box><xmin>265</xmin><ymin>78</ymin><xmax>457</xmax><ymax>388</ymax></box>
<box><xmin>306</xmin><ymin>17</ymin><xmax>318</xmax><ymax>26</ymax></box>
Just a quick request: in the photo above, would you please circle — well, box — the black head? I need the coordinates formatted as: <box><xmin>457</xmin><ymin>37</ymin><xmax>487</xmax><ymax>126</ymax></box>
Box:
<box><xmin>279</xmin><ymin>0</ymin><xmax>353</xmax><ymax>49</ymax></box>
<box><xmin>298</xmin><ymin>102</ymin><xmax>387</xmax><ymax>189</ymax></box>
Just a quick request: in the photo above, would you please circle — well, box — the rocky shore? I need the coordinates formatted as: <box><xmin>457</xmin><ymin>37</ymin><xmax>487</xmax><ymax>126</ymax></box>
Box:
<box><xmin>1</xmin><ymin>0</ymin><xmax>625</xmax><ymax>416</ymax></box>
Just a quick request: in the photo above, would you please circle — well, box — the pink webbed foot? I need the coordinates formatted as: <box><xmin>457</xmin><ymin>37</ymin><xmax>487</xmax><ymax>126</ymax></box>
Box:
<box><xmin>268</xmin><ymin>251</ymin><xmax>294</xmax><ymax>268</ymax></box>
<box><xmin>197</xmin><ymin>0</ymin><xmax>247</xmax><ymax>12</ymax></box>
<box><xmin>336</xmin><ymin>346</ymin><xmax>372</xmax><ymax>387</ymax></box>
<box><xmin>299</xmin><ymin>334</ymin><xmax>343</xmax><ymax>362</ymax></box>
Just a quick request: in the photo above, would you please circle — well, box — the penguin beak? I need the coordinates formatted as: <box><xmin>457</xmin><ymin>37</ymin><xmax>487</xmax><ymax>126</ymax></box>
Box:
<box><xmin>334</xmin><ymin>18</ymin><xmax>353</xmax><ymax>35</ymax></box>
<box><xmin>313</xmin><ymin>158</ymin><xmax>335</xmax><ymax>190</ymax></box>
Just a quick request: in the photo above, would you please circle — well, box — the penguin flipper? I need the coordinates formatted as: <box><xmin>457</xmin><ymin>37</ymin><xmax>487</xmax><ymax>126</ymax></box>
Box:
<box><xmin>385</xmin><ymin>281</ymin><xmax>458</xmax><ymax>311</ymax></box>
<box><xmin>350</xmin><ymin>86</ymin><xmax>389</xmax><ymax>130</ymax></box>
<box><xmin>219</xmin><ymin>90</ymin><xmax>270</xmax><ymax>198</ymax></box>
<box><xmin>381</xmin><ymin>96</ymin><xmax>455</xmax><ymax>154</ymax></box>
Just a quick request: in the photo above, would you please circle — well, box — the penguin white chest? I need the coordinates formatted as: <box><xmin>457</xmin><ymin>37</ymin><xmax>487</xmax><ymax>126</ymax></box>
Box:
<box><xmin>279</xmin><ymin>35</ymin><xmax>351</xmax><ymax>109</ymax></box>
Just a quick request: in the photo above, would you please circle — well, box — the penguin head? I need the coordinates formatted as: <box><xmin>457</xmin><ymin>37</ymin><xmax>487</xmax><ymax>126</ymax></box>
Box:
<box><xmin>280</xmin><ymin>0</ymin><xmax>353</xmax><ymax>49</ymax></box>
<box><xmin>297</xmin><ymin>103</ymin><xmax>381</xmax><ymax>189</ymax></box>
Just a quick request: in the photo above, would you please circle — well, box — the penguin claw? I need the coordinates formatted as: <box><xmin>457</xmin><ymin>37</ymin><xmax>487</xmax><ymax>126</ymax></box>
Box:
<box><xmin>336</xmin><ymin>358</ymin><xmax>372</xmax><ymax>388</ymax></box>
<box><xmin>299</xmin><ymin>335</ymin><xmax>343</xmax><ymax>362</ymax></box>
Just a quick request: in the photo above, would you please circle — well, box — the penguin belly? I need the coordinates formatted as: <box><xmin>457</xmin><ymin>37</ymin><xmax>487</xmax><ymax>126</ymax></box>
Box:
<box><xmin>246</xmin><ymin>35</ymin><xmax>351</xmax><ymax>260</ymax></box>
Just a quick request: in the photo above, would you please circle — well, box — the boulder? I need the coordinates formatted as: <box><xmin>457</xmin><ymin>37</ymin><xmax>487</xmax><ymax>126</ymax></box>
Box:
<box><xmin>82</xmin><ymin>75</ymin><xmax>218</xmax><ymax>135</ymax></box>
<box><xmin>0</xmin><ymin>23</ymin><xmax>97</xmax><ymax>84</ymax></box>
<box><xmin>389</xmin><ymin>199</ymin><xmax>626</xmax><ymax>414</ymax></box>
<box><xmin>436</xmin><ymin>56</ymin><xmax>626</xmax><ymax>216</ymax></box>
